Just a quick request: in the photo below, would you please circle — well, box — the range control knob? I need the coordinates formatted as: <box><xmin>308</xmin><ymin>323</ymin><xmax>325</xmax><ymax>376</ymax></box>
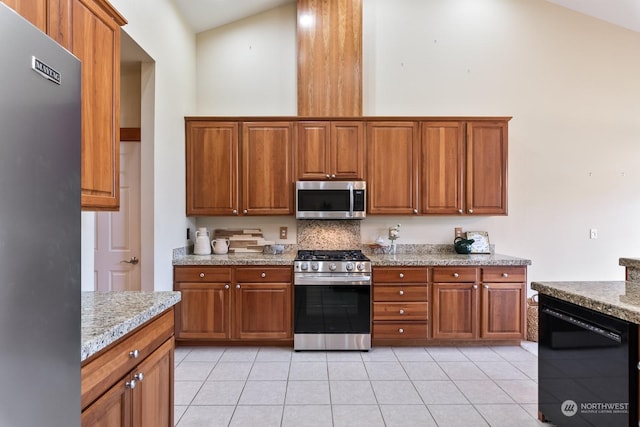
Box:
<box><xmin>300</xmin><ymin>262</ymin><xmax>309</xmax><ymax>271</ymax></box>
<box><xmin>311</xmin><ymin>262</ymin><xmax>319</xmax><ymax>271</ymax></box>
<box><xmin>357</xmin><ymin>263</ymin><xmax>365</xmax><ymax>271</ymax></box>
<box><xmin>345</xmin><ymin>262</ymin><xmax>354</xmax><ymax>271</ymax></box>
<box><xmin>329</xmin><ymin>263</ymin><xmax>337</xmax><ymax>271</ymax></box>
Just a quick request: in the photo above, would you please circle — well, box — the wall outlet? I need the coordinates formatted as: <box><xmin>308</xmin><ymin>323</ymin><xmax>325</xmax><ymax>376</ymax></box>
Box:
<box><xmin>455</xmin><ymin>227</ymin><xmax>464</xmax><ymax>239</ymax></box>
<box><xmin>590</xmin><ymin>228</ymin><xmax>598</xmax><ymax>239</ymax></box>
<box><xmin>280</xmin><ymin>226</ymin><xmax>288</xmax><ymax>240</ymax></box>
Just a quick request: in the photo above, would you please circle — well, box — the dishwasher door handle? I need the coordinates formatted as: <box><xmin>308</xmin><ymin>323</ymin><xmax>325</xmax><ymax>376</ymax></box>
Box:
<box><xmin>542</xmin><ymin>307</ymin><xmax>622</xmax><ymax>343</ymax></box>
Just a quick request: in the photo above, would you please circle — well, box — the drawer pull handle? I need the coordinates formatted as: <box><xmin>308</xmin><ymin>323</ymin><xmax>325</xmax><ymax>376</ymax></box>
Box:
<box><xmin>261</xmin><ymin>272</ymin><xmax>266</xmax><ymax>278</ymax></box>
<box><xmin>502</xmin><ymin>273</ymin><xmax>509</xmax><ymax>278</ymax></box>
<box><xmin>129</xmin><ymin>349</ymin><xmax>139</xmax><ymax>359</ymax></box>
<box><xmin>399</xmin><ymin>309</ymin><xmax>405</xmax><ymax>315</ymax></box>
<box><xmin>473</xmin><ymin>285</ymin><xmax>478</xmax><ymax>289</ymax></box>
<box><xmin>399</xmin><ymin>273</ymin><xmax>404</xmax><ymax>278</ymax></box>
<box><xmin>453</xmin><ymin>273</ymin><xmax>459</xmax><ymax>278</ymax></box>
<box><xmin>199</xmin><ymin>272</ymin><xmax>205</xmax><ymax>278</ymax></box>
<box><xmin>133</xmin><ymin>372</ymin><xmax>144</xmax><ymax>382</ymax></box>
<box><xmin>126</xmin><ymin>380</ymin><xmax>137</xmax><ymax>389</ymax></box>
<box><xmin>483</xmin><ymin>285</ymin><xmax>489</xmax><ymax>289</ymax></box>
<box><xmin>399</xmin><ymin>290</ymin><xmax>404</xmax><ymax>296</ymax></box>
<box><xmin>398</xmin><ymin>328</ymin><xmax>404</xmax><ymax>334</ymax></box>
<box><xmin>236</xmin><ymin>284</ymin><xmax>241</xmax><ymax>289</ymax></box>
<box><xmin>224</xmin><ymin>284</ymin><xmax>230</xmax><ymax>289</ymax></box>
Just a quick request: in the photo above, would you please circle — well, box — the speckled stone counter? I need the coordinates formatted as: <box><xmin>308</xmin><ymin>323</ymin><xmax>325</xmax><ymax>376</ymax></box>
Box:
<box><xmin>620</xmin><ymin>257</ymin><xmax>640</xmax><ymax>282</ymax></box>
<box><xmin>367</xmin><ymin>252</ymin><xmax>531</xmax><ymax>267</ymax></box>
<box><xmin>531</xmin><ymin>281</ymin><xmax>640</xmax><ymax>324</ymax></box>
<box><xmin>81</xmin><ymin>291</ymin><xmax>181</xmax><ymax>362</ymax></box>
<box><xmin>172</xmin><ymin>251</ymin><xmax>530</xmax><ymax>267</ymax></box>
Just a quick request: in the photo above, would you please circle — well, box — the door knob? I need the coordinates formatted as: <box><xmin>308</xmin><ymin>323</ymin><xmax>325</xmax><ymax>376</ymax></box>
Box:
<box><xmin>120</xmin><ymin>257</ymin><xmax>139</xmax><ymax>265</ymax></box>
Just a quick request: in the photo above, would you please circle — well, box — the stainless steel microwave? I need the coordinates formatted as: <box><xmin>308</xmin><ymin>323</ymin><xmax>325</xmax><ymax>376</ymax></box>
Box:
<box><xmin>295</xmin><ymin>181</ymin><xmax>366</xmax><ymax>219</ymax></box>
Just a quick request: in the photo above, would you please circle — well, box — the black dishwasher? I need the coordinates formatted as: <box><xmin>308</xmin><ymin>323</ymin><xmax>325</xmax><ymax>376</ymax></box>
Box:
<box><xmin>539</xmin><ymin>294</ymin><xmax>638</xmax><ymax>426</ymax></box>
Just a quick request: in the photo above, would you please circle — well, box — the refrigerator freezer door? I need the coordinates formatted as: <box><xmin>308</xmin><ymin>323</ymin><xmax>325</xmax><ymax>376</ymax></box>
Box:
<box><xmin>0</xmin><ymin>4</ymin><xmax>81</xmax><ymax>426</ymax></box>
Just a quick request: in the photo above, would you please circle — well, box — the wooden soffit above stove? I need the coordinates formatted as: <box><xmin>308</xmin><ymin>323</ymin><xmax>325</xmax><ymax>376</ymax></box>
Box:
<box><xmin>297</xmin><ymin>0</ymin><xmax>362</xmax><ymax>116</ymax></box>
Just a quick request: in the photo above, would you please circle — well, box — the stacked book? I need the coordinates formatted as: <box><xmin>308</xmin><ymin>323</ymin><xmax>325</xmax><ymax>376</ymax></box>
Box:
<box><xmin>213</xmin><ymin>229</ymin><xmax>274</xmax><ymax>253</ymax></box>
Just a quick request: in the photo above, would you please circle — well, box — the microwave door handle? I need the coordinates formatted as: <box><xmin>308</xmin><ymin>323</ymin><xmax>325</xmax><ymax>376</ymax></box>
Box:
<box><xmin>349</xmin><ymin>182</ymin><xmax>354</xmax><ymax>217</ymax></box>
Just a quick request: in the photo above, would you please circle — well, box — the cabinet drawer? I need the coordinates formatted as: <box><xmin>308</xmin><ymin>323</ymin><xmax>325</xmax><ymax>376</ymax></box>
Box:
<box><xmin>373</xmin><ymin>322</ymin><xmax>428</xmax><ymax>339</ymax></box>
<box><xmin>373</xmin><ymin>268</ymin><xmax>428</xmax><ymax>283</ymax></box>
<box><xmin>174</xmin><ymin>266</ymin><xmax>232</xmax><ymax>283</ymax></box>
<box><xmin>373</xmin><ymin>302</ymin><xmax>428</xmax><ymax>321</ymax></box>
<box><xmin>235</xmin><ymin>267</ymin><xmax>292</xmax><ymax>283</ymax></box>
<box><xmin>373</xmin><ymin>285</ymin><xmax>428</xmax><ymax>302</ymax></box>
<box><xmin>432</xmin><ymin>267</ymin><xmax>478</xmax><ymax>282</ymax></box>
<box><xmin>81</xmin><ymin>309</ymin><xmax>174</xmax><ymax>410</ymax></box>
<box><xmin>482</xmin><ymin>267</ymin><xmax>526</xmax><ymax>283</ymax></box>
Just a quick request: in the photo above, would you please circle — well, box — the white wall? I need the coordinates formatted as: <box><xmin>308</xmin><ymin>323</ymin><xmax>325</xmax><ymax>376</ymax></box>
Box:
<box><xmin>194</xmin><ymin>0</ymin><xmax>640</xmax><ymax>288</ymax></box>
<box><xmin>101</xmin><ymin>0</ymin><xmax>197</xmax><ymax>291</ymax></box>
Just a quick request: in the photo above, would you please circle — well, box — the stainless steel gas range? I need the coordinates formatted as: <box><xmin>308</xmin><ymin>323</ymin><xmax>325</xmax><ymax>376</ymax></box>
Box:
<box><xmin>293</xmin><ymin>250</ymin><xmax>371</xmax><ymax>351</ymax></box>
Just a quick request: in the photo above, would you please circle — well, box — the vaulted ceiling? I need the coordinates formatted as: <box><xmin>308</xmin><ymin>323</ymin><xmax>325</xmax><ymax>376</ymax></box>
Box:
<box><xmin>172</xmin><ymin>0</ymin><xmax>640</xmax><ymax>34</ymax></box>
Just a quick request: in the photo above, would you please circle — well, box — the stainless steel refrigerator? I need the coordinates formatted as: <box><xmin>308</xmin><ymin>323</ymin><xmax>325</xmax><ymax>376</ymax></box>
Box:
<box><xmin>0</xmin><ymin>4</ymin><xmax>81</xmax><ymax>426</ymax></box>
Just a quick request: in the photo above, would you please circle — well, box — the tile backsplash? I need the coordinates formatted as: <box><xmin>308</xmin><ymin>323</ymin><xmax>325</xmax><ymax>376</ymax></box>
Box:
<box><xmin>297</xmin><ymin>220</ymin><xmax>360</xmax><ymax>249</ymax></box>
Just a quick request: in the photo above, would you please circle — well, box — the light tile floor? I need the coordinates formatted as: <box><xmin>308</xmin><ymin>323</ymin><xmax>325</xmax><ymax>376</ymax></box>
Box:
<box><xmin>174</xmin><ymin>342</ymin><xmax>549</xmax><ymax>427</ymax></box>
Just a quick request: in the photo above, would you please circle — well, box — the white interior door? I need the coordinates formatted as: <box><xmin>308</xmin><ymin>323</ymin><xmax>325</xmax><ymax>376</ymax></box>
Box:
<box><xmin>95</xmin><ymin>141</ymin><xmax>141</xmax><ymax>291</ymax></box>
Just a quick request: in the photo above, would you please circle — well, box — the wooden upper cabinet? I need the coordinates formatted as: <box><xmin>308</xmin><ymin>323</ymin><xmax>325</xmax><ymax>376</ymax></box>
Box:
<box><xmin>296</xmin><ymin>121</ymin><xmax>364</xmax><ymax>180</ymax></box>
<box><xmin>1</xmin><ymin>0</ymin><xmax>48</xmax><ymax>32</ymax></box>
<box><xmin>242</xmin><ymin>122</ymin><xmax>294</xmax><ymax>215</ymax></box>
<box><xmin>50</xmin><ymin>0</ymin><xmax>126</xmax><ymax>210</ymax></box>
<box><xmin>466</xmin><ymin>121</ymin><xmax>508</xmax><ymax>215</ymax></box>
<box><xmin>185</xmin><ymin>121</ymin><xmax>239</xmax><ymax>216</ymax></box>
<box><xmin>366</xmin><ymin>122</ymin><xmax>419</xmax><ymax>215</ymax></box>
<box><xmin>421</xmin><ymin>122</ymin><xmax>465</xmax><ymax>214</ymax></box>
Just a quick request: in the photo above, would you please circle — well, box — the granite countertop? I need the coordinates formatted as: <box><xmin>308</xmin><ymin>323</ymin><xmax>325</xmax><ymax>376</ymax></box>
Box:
<box><xmin>81</xmin><ymin>291</ymin><xmax>181</xmax><ymax>362</ymax></box>
<box><xmin>619</xmin><ymin>258</ymin><xmax>640</xmax><ymax>269</ymax></box>
<box><xmin>531</xmin><ymin>281</ymin><xmax>640</xmax><ymax>324</ymax></box>
<box><xmin>172</xmin><ymin>252</ymin><xmax>531</xmax><ymax>267</ymax></box>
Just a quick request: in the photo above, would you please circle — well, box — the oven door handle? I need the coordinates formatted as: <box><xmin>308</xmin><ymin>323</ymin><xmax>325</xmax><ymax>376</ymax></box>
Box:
<box><xmin>294</xmin><ymin>276</ymin><xmax>371</xmax><ymax>286</ymax></box>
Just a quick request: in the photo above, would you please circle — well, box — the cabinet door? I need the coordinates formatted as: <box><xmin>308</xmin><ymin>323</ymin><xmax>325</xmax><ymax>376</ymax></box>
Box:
<box><xmin>480</xmin><ymin>283</ymin><xmax>525</xmax><ymax>340</ymax></box>
<box><xmin>421</xmin><ymin>122</ymin><xmax>464</xmax><ymax>214</ymax></box>
<box><xmin>242</xmin><ymin>122</ymin><xmax>294</xmax><ymax>215</ymax></box>
<box><xmin>51</xmin><ymin>0</ymin><xmax>126</xmax><ymax>210</ymax></box>
<box><xmin>331</xmin><ymin>121</ymin><xmax>364</xmax><ymax>179</ymax></box>
<box><xmin>431</xmin><ymin>283</ymin><xmax>478</xmax><ymax>340</ymax></box>
<box><xmin>366</xmin><ymin>122</ymin><xmax>419</xmax><ymax>214</ymax></box>
<box><xmin>296</xmin><ymin>121</ymin><xmax>330</xmax><ymax>180</ymax></box>
<box><xmin>81</xmin><ymin>376</ymin><xmax>131</xmax><ymax>427</ymax></box>
<box><xmin>185</xmin><ymin>121</ymin><xmax>239</xmax><ymax>215</ymax></box>
<box><xmin>1</xmin><ymin>0</ymin><xmax>48</xmax><ymax>32</ymax></box>
<box><xmin>174</xmin><ymin>282</ymin><xmax>231</xmax><ymax>340</ymax></box>
<box><xmin>466</xmin><ymin>121</ymin><xmax>507</xmax><ymax>215</ymax></box>
<box><xmin>234</xmin><ymin>283</ymin><xmax>292</xmax><ymax>340</ymax></box>
<box><xmin>132</xmin><ymin>338</ymin><xmax>174</xmax><ymax>427</ymax></box>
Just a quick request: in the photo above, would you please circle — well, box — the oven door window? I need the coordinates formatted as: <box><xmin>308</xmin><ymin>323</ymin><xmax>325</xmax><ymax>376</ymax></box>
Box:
<box><xmin>297</xmin><ymin>190</ymin><xmax>350</xmax><ymax>212</ymax></box>
<box><xmin>294</xmin><ymin>285</ymin><xmax>370</xmax><ymax>334</ymax></box>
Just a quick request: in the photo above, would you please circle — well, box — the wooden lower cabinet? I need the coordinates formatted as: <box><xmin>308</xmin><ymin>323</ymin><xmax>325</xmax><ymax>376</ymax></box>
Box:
<box><xmin>174</xmin><ymin>266</ymin><xmax>292</xmax><ymax>343</ymax></box>
<box><xmin>431</xmin><ymin>266</ymin><xmax>526</xmax><ymax>342</ymax></box>
<box><xmin>81</xmin><ymin>309</ymin><xmax>175</xmax><ymax>427</ymax></box>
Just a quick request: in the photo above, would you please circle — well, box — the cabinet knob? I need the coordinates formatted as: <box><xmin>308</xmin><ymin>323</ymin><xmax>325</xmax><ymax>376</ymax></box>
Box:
<box><xmin>326</xmin><ymin>174</ymin><xmax>330</xmax><ymax>178</ymax></box>
<box><xmin>224</xmin><ymin>284</ymin><xmax>230</xmax><ymax>289</ymax></box>
<box><xmin>502</xmin><ymin>273</ymin><xmax>509</xmax><ymax>278</ymax></box>
<box><xmin>458</xmin><ymin>209</ymin><xmax>463</xmax><ymax>214</ymax></box>
<box><xmin>413</xmin><ymin>208</ymin><xmax>418</xmax><ymax>214</ymax></box>
<box><xmin>483</xmin><ymin>285</ymin><xmax>489</xmax><ymax>289</ymax></box>
<box><xmin>398</xmin><ymin>328</ymin><xmax>404</xmax><ymax>334</ymax></box>
<box><xmin>261</xmin><ymin>272</ymin><xmax>266</xmax><ymax>278</ymax></box>
<box><xmin>473</xmin><ymin>285</ymin><xmax>478</xmax><ymax>289</ymax></box>
<box><xmin>399</xmin><ymin>273</ymin><xmax>404</xmax><ymax>278</ymax></box>
<box><xmin>236</xmin><ymin>284</ymin><xmax>241</xmax><ymax>289</ymax></box>
<box><xmin>232</xmin><ymin>209</ymin><xmax>238</xmax><ymax>215</ymax></box>
<box><xmin>453</xmin><ymin>273</ymin><xmax>459</xmax><ymax>278</ymax></box>
<box><xmin>468</xmin><ymin>209</ymin><xmax>474</xmax><ymax>214</ymax></box>
<box><xmin>133</xmin><ymin>372</ymin><xmax>144</xmax><ymax>382</ymax></box>
<box><xmin>199</xmin><ymin>272</ymin><xmax>205</xmax><ymax>278</ymax></box>
<box><xmin>399</xmin><ymin>290</ymin><xmax>404</xmax><ymax>296</ymax></box>
<box><xmin>243</xmin><ymin>209</ymin><xmax>248</xmax><ymax>214</ymax></box>
<box><xmin>399</xmin><ymin>309</ymin><xmax>405</xmax><ymax>315</ymax></box>
<box><xmin>125</xmin><ymin>380</ymin><xmax>137</xmax><ymax>389</ymax></box>
<box><xmin>129</xmin><ymin>349</ymin><xmax>139</xmax><ymax>359</ymax></box>
<box><xmin>331</xmin><ymin>174</ymin><xmax>336</xmax><ymax>178</ymax></box>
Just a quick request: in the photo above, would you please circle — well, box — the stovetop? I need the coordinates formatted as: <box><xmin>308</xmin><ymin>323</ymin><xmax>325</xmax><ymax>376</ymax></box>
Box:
<box><xmin>295</xmin><ymin>250</ymin><xmax>370</xmax><ymax>262</ymax></box>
